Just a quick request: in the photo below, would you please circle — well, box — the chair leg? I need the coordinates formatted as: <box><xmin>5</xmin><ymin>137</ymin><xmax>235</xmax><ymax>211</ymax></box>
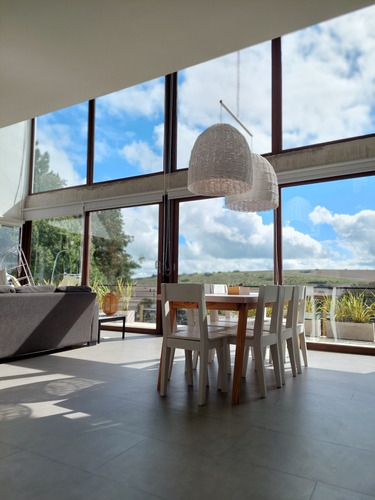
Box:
<box><xmin>278</xmin><ymin>340</ymin><xmax>286</xmax><ymax>386</ymax></box>
<box><xmin>216</xmin><ymin>344</ymin><xmax>228</xmax><ymax>393</ymax></box>
<box><xmin>286</xmin><ymin>337</ymin><xmax>297</xmax><ymax>377</ymax></box>
<box><xmin>198</xmin><ymin>348</ymin><xmax>208</xmax><ymax>405</ymax></box>
<box><xmin>269</xmin><ymin>343</ymin><xmax>282</xmax><ymax>389</ymax></box>
<box><xmin>293</xmin><ymin>333</ymin><xmax>302</xmax><ymax>374</ymax></box>
<box><xmin>226</xmin><ymin>344</ymin><xmax>232</xmax><ymax>375</ymax></box>
<box><xmin>168</xmin><ymin>347</ymin><xmax>175</xmax><ymax>379</ymax></box>
<box><xmin>192</xmin><ymin>350</ymin><xmax>199</xmax><ymax>370</ymax></box>
<box><xmin>242</xmin><ymin>346</ymin><xmax>250</xmax><ymax>377</ymax></box>
<box><xmin>193</xmin><ymin>349</ymin><xmax>215</xmax><ymax>371</ymax></box>
<box><xmin>185</xmin><ymin>350</ymin><xmax>193</xmax><ymax>386</ymax></box>
<box><xmin>299</xmin><ymin>333</ymin><xmax>308</xmax><ymax>367</ymax></box>
<box><xmin>253</xmin><ymin>344</ymin><xmax>267</xmax><ymax>397</ymax></box>
<box><xmin>160</xmin><ymin>346</ymin><xmax>171</xmax><ymax>397</ymax></box>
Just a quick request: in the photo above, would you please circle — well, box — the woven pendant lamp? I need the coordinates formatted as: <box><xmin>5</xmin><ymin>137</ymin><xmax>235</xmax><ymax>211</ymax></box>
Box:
<box><xmin>225</xmin><ymin>153</ymin><xmax>279</xmax><ymax>212</ymax></box>
<box><xmin>187</xmin><ymin>123</ymin><xmax>253</xmax><ymax>197</ymax></box>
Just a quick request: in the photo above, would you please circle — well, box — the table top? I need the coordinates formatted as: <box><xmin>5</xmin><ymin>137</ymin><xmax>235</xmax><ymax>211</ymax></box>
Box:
<box><xmin>99</xmin><ymin>312</ymin><xmax>126</xmax><ymax>320</ymax></box>
<box><xmin>205</xmin><ymin>293</ymin><xmax>258</xmax><ymax>304</ymax></box>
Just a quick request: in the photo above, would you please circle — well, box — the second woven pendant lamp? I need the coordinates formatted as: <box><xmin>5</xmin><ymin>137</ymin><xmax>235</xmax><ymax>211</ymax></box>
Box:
<box><xmin>187</xmin><ymin>123</ymin><xmax>253</xmax><ymax>197</ymax></box>
<box><xmin>225</xmin><ymin>153</ymin><xmax>279</xmax><ymax>212</ymax></box>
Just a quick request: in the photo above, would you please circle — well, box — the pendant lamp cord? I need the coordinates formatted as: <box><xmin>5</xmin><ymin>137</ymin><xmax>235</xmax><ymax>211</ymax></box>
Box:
<box><xmin>237</xmin><ymin>51</ymin><xmax>240</xmax><ymax>118</ymax></box>
<box><xmin>220</xmin><ymin>51</ymin><xmax>253</xmax><ymax>148</ymax></box>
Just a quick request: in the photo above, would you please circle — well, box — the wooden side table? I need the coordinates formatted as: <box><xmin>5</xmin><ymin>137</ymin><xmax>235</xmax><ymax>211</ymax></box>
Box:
<box><xmin>98</xmin><ymin>313</ymin><xmax>126</xmax><ymax>343</ymax></box>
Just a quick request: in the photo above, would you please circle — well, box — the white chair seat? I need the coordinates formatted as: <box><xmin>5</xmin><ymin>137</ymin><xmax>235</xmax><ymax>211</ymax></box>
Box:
<box><xmin>170</xmin><ymin>325</ymin><xmax>229</xmax><ymax>341</ymax></box>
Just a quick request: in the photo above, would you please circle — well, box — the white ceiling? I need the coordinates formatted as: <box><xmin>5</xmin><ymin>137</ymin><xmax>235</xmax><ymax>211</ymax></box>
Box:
<box><xmin>1</xmin><ymin>0</ymin><xmax>374</xmax><ymax>128</ymax></box>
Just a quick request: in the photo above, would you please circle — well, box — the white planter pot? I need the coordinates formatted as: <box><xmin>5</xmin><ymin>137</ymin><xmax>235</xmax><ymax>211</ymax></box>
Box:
<box><xmin>326</xmin><ymin>320</ymin><xmax>374</xmax><ymax>342</ymax></box>
<box><xmin>305</xmin><ymin>314</ymin><xmax>321</xmax><ymax>337</ymax></box>
<box><xmin>124</xmin><ymin>310</ymin><xmax>135</xmax><ymax>323</ymax></box>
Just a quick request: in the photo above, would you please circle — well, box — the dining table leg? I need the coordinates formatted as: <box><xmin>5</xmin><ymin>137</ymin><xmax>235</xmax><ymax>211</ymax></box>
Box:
<box><xmin>231</xmin><ymin>303</ymin><xmax>249</xmax><ymax>404</ymax></box>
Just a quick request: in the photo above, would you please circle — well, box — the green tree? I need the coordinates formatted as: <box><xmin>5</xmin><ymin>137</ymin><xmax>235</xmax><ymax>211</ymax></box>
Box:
<box><xmin>31</xmin><ymin>145</ymin><xmax>140</xmax><ymax>285</ymax></box>
<box><xmin>31</xmin><ymin>216</ymin><xmax>82</xmax><ymax>284</ymax></box>
<box><xmin>90</xmin><ymin>209</ymin><xmax>141</xmax><ymax>287</ymax></box>
<box><xmin>33</xmin><ymin>143</ymin><xmax>67</xmax><ymax>192</ymax></box>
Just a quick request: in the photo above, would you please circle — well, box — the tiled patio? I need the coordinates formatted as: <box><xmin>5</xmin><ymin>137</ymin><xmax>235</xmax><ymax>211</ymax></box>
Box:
<box><xmin>1</xmin><ymin>332</ymin><xmax>375</xmax><ymax>499</ymax></box>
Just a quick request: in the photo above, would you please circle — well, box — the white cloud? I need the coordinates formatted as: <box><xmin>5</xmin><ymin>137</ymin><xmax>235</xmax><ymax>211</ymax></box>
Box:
<box><xmin>97</xmin><ymin>79</ymin><xmax>165</xmax><ymax>118</ymax></box>
<box><xmin>120</xmin><ymin>140</ymin><xmax>162</xmax><ymax>173</ymax></box>
<box><xmin>37</xmin><ymin>125</ymin><xmax>85</xmax><ymax>186</ymax></box>
<box><xmin>309</xmin><ymin>206</ymin><xmax>375</xmax><ymax>266</ymax></box>
<box><xmin>178</xmin><ymin>199</ymin><xmax>276</xmax><ymax>273</ymax></box>
<box><xmin>121</xmin><ymin>205</ymin><xmax>159</xmax><ymax>278</ymax></box>
<box><xmin>178</xmin><ymin>43</ymin><xmax>272</xmax><ymax>154</ymax></box>
<box><xmin>282</xmin><ymin>6</ymin><xmax>375</xmax><ymax>147</ymax></box>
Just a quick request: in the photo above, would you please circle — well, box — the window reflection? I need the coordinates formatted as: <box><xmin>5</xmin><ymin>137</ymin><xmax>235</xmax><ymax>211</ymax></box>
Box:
<box><xmin>90</xmin><ymin>206</ymin><xmax>159</xmax><ymax>328</ymax></box>
<box><xmin>33</xmin><ymin>104</ymin><xmax>88</xmax><ymax>192</ymax></box>
<box><xmin>282</xmin><ymin>175</ymin><xmax>375</xmax><ymax>347</ymax></box>
<box><xmin>30</xmin><ymin>216</ymin><xmax>83</xmax><ymax>285</ymax></box>
<box><xmin>282</xmin><ymin>5</ymin><xmax>375</xmax><ymax>148</ymax></box>
<box><xmin>178</xmin><ymin>198</ymin><xmax>274</xmax><ymax>285</ymax></box>
<box><xmin>94</xmin><ymin>78</ymin><xmax>164</xmax><ymax>182</ymax></box>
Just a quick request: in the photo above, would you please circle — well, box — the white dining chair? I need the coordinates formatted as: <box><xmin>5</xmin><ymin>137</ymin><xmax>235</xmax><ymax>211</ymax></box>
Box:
<box><xmin>159</xmin><ymin>283</ymin><xmax>228</xmax><ymax>405</ymax></box>
<box><xmin>277</xmin><ymin>285</ymin><xmax>298</xmax><ymax>385</ymax></box>
<box><xmin>292</xmin><ymin>285</ymin><xmax>308</xmax><ymax>373</ymax></box>
<box><xmin>227</xmin><ymin>285</ymin><xmax>283</xmax><ymax>398</ymax></box>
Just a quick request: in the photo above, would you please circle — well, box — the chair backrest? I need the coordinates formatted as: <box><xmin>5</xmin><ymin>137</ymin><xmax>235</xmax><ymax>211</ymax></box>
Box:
<box><xmin>282</xmin><ymin>285</ymin><xmax>296</xmax><ymax>330</ymax></box>
<box><xmin>295</xmin><ymin>285</ymin><xmax>307</xmax><ymax>326</ymax></box>
<box><xmin>209</xmin><ymin>284</ymin><xmax>229</xmax><ymax>321</ymax></box>
<box><xmin>254</xmin><ymin>285</ymin><xmax>280</xmax><ymax>336</ymax></box>
<box><xmin>161</xmin><ymin>283</ymin><xmax>208</xmax><ymax>340</ymax></box>
<box><xmin>212</xmin><ymin>284</ymin><xmax>228</xmax><ymax>294</ymax></box>
<box><xmin>286</xmin><ymin>285</ymin><xmax>307</xmax><ymax>333</ymax></box>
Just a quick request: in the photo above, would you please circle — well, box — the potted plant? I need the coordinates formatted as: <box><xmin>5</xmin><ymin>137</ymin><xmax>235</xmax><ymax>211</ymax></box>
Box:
<box><xmin>116</xmin><ymin>278</ymin><xmax>136</xmax><ymax>323</ymax></box>
<box><xmin>91</xmin><ymin>279</ymin><xmax>110</xmax><ymax>311</ymax></box>
<box><xmin>325</xmin><ymin>291</ymin><xmax>375</xmax><ymax>342</ymax></box>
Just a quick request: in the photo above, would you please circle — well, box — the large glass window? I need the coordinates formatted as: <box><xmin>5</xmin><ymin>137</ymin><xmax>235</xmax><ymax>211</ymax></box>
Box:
<box><xmin>90</xmin><ymin>205</ymin><xmax>159</xmax><ymax>328</ymax></box>
<box><xmin>94</xmin><ymin>78</ymin><xmax>165</xmax><ymax>182</ymax></box>
<box><xmin>178</xmin><ymin>198</ymin><xmax>275</xmax><ymax>286</ymax></box>
<box><xmin>0</xmin><ymin>225</ymin><xmax>19</xmax><ymax>255</ymax></box>
<box><xmin>282</xmin><ymin>175</ymin><xmax>375</xmax><ymax>348</ymax></box>
<box><xmin>177</xmin><ymin>42</ymin><xmax>271</xmax><ymax>170</ymax></box>
<box><xmin>282</xmin><ymin>5</ymin><xmax>375</xmax><ymax>149</ymax></box>
<box><xmin>0</xmin><ymin>225</ymin><xmax>21</xmax><ymax>281</ymax></box>
<box><xmin>33</xmin><ymin>104</ymin><xmax>88</xmax><ymax>192</ymax></box>
<box><xmin>30</xmin><ymin>216</ymin><xmax>83</xmax><ymax>285</ymax></box>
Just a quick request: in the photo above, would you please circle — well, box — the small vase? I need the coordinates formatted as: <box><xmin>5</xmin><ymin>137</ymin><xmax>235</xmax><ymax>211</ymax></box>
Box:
<box><xmin>102</xmin><ymin>292</ymin><xmax>120</xmax><ymax>316</ymax></box>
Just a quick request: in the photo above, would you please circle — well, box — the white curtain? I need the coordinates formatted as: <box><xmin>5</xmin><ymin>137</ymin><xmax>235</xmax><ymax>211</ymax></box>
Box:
<box><xmin>0</xmin><ymin>121</ymin><xmax>30</xmax><ymax>225</ymax></box>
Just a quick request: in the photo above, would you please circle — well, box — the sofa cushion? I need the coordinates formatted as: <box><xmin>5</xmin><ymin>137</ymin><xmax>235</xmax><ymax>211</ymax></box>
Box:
<box><xmin>55</xmin><ymin>285</ymin><xmax>92</xmax><ymax>293</ymax></box>
<box><xmin>15</xmin><ymin>284</ymin><xmax>56</xmax><ymax>293</ymax></box>
<box><xmin>0</xmin><ymin>285</ymin><xmax>16</xmax><ymax>293</ymax></box>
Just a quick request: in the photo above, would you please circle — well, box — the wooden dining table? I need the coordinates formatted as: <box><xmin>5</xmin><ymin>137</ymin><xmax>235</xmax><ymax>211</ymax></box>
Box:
<box><xmin>157</xmin><ymin>292</ymin><xmax>259</xmax><ymax>404</ymax></box>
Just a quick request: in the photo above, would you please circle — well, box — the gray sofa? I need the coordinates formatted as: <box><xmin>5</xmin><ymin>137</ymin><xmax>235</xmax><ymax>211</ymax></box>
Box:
<box><xmin>0</xmin><ymin>285</ymin><xmax>99</xmax><ymax>360</ymax></box>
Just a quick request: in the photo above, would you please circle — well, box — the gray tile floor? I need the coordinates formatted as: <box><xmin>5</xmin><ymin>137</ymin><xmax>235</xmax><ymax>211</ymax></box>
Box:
<box><xmin>1</xmin><ymin>332</ymin><xmax>375</xmax><ymax>500</ymax></box>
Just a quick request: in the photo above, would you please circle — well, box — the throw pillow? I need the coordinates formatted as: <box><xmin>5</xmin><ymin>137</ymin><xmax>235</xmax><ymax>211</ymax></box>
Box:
<box><xmin>15</xmin><ymin>285</ymin><xmax>56</xmax><ymax>293</ymax></box>
<box><xmin>8</xmin><ymin>274</ymin><xmax>21</xmax><ymax>287</ymax></box>
<box><xmin>55</xmin><ymin>285</ymin><xmax>92</xmax><ymax>293</ymax></box>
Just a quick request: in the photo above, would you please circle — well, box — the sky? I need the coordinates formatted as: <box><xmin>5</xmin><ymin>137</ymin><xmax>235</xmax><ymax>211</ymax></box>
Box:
<box><xmin>35</xmin><ymin>5</ymin><xmax>375</xmax><ymax>279</ymax></box>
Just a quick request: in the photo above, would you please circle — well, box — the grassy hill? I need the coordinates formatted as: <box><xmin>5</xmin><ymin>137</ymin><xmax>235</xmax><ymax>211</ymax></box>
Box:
<box><xmin>137</xmin><ymin>270</ymin><xmax>375</xmax><ymax>289</ymax></box>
